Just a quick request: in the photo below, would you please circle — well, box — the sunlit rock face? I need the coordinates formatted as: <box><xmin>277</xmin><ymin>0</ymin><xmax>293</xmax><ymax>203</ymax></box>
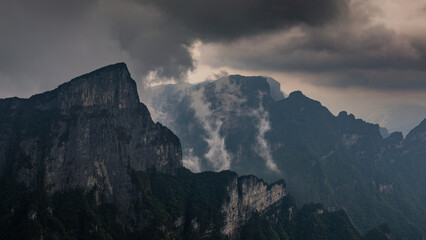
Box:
<box><xmin>0</xmin><ymin>63</ymin><xmax>182</xmax><ymax>204</ymax></box>
<box><xmin>222</xmin><ymin>175</ymin><xmax>286</xmax><ymax>237</ymax></box>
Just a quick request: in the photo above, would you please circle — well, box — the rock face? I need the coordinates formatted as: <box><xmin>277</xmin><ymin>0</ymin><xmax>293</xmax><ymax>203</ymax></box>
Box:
<box><xmin>222</xmin><ymin>176</ymin><xmax>286</xmax><ymax>236</ymax></box>
<box><xmin>405</xmin><ymin>118</ymin><xmax>426</xmax><ymax>151</ymax></box>
<box><xmin>0</xmin><ymin>63</ymin><xmax>182</xmax><ymax>203</ymax></box>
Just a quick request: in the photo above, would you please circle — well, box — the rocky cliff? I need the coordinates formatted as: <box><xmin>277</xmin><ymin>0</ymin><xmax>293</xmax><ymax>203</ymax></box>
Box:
<box><xmin>222</xmin><ymin>176</ymin><xmax>286</xmax><ymax>236</ymax></box>
<box><xmin>0</xmin><ymin>63</ymin><xmax>182</xmax><ymax>204</ymax></box>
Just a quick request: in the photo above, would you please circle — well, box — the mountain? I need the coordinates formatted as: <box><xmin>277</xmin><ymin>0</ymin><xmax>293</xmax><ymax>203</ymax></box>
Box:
<box><xmin>0</xmin><ymin>64</ymin><xmax>376</xmax><ymax>239</ymax></box>
<box><xmin>0</xmin><ymin>63</ymin><xmax>182</xmax><ymax>200</ymax></box>
<box><xmin>147</xmin><ymin>75</ymin><xmax>426</xmax><ymax>239</ymax></box>
<box><xmin>149</xmin><ymin>75</ymin><xmax>281</xmax><ymax>177</ymax></box>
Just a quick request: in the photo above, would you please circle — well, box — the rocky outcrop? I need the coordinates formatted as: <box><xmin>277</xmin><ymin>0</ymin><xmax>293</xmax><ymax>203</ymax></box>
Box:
<box><xmin>0</xmin><ymin>63</ymin><xmax>182</xmax><ymax>204</ymax></box>
<box><xmin>221</xmin><ymin>175</ymin><xmax>286</xmax><ymax>237</ymax></box>
<box><xmin>405</xmin><ymin>118</ymin><xmax>426</xmax><ymax>152</ymax></box>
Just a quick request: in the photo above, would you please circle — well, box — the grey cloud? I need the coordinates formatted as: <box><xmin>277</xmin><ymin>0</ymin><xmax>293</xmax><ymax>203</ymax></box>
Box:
<box><xmin>182</xmin><ymin>148</ymin><xmax>201</xmax><ymax>173</ymax></box>
<box><xmin>204</xmin><ymin>25</ymin><xmax>426</xmax><ymax>71</ymax></box>
<box><xmin>199</xmin><ymin>7</ymin><xmax>426</xmax><ymax>90</ymax></box>
<box><xmin>301</xmin><ymin>69</ymin><xmax>426</xmax><ymax>90</ymax></box>
<box><xmin>189</xmin><ymin>86</ymin><xmax>232</xmax><ymax>171</ymax></box>
<box><xmin>99</xmin><ymin>1</ymin><xmax>196</xmax><ymax>82</ymax></box>
<box><xmin>141</xmin><ymin>0</ymin><xmax>348</xmax><ymax>41</ymax></box>
<box><xmin>421</xmin><ymin>5</ymin><xmax>426</xmax><ymax>14</ymax></box>
<box><xmin>0</xmin><ymin>0</ymin><xmax>349</xmax><ymax>99</ymax></box>
<box><xmin>250</xmin><ymin>96</ymin><xmax>279</xmax><ymax>173</ymax></box>
<box><xmin>0</xmin><ymin>0</ymin><xmax>125</xmax><ymax>98</ymax></box>
<box><xmin>2</xmin><ymin>0</ymin><xmax>425</xmax><ymax>97</ymax></box>
<box><xmin>0</xmin><ymin>0</ymin><xmax>195</xmax><ymax>98</ymax></box>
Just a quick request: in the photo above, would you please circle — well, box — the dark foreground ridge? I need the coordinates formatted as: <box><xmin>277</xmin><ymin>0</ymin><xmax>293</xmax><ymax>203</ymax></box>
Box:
<box><xmin>0</xmin><ymin>63</ymin><xmax>397</xmax><ymax>239</ymax></box>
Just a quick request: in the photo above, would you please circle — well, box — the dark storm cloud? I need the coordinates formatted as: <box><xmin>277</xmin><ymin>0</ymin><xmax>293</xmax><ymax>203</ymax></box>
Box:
<box><xmin>301</xmin><ymin>69</ymin><xmax>426</xmax><ymax>90</ymax></box>
<box><xmin>0</xmin><ymin>0</ymin><xmax>196</xmax><ymax>98</ymax></box>
<box><xmin>99</xmin><ymin>1</ymin><xmax>196</xmax><ymax>82</ymax></box>
<box><xmin>0</xmin><ymin>0</ymin><xmax>105</xmax><ymax>97</ymax></box>
<box><xmin>141</xmin><ymin>0</ymin><xmax>348</xmax><ymax>41</ymax></box>
<box><xmin>200</xmin><ymin>1</ymin><xmax>426</xmax><ymax>90</ymax></box>
<box><xmin>1</xmin><ymin>0</ymin><xmax>425</xmax><ymax>97</ymax></box>
<box><xmin>0</xmin><ymin>0</ymin><xmax>348</xmax><ymax>98</ymax></box>
<box><xmin>240</xmin><ymin>25</ymin><xmax>426</xmax><ymax>72</ymax></box>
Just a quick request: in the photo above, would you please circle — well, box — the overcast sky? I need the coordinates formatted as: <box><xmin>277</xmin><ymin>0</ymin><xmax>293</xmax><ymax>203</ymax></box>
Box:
<box><xmin>1</xmin><ymin>0</ymin><xmax>425</xmax><ymax>134</ymax></box>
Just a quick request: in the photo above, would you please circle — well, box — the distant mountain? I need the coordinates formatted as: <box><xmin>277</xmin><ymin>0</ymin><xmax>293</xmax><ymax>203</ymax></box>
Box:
<box><xmin>148</xmin><ymin>75</ymin><xmax>426</xmax><ymax>239</ymax></box>
<box><xmin>0</xmin><ymin>64</ymin><xmax>379</xmax><ymax>239</ymax></box>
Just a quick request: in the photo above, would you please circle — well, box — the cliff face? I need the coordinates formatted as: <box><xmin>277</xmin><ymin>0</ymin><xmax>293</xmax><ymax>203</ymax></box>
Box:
<box><xmin>0</xmin><ymin>63</ymin><xmax>182</xmax><ymax>203</ymax></box>
<box><xmin>222</xmin><ymin>176</ymin><xmax>286</xmax><ymax>236</ymax></box>
<box><xmin>405</xmin><ymin>118</ymin><xmax>426</xmax><ymax>152</ymax></box>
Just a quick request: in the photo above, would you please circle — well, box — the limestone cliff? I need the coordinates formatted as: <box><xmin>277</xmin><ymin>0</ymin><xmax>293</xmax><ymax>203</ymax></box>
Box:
<box><xmin>0</xmin><ymin>63</ymin><xmax>182</xmax><ymax>204</ymax></box>
<box><xmin>222</xmin><ymin>175</ymin><xmax>286</xmax><ymax>236</ymax></box>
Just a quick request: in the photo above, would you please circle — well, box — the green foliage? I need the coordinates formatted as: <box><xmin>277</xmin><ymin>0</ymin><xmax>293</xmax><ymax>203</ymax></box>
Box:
<box><xmin>130</xmin><ymin>168</ymin><xmax>235</xmax><ymax>239</ymax></box>
<box><xmin>0</xmin><ymin>179</ymin><xmax>124</xmax><ymax>240</ymax></box>
<box><xmin>241</xmin><ymin>201</ymin><xmax>364</xmax><ymax>240</ymax></box>
<box><xmin>0</xmin><ymin>169</ymin><xmax>404</xmax><ymax>240</ymax></box>
<box><xmin>362</xmin><ymin>228</ymin><xmax>390</xmax><ymax>240</ymax></box>
<box><xmin>241</xmin><ymin>213</ymin><xmax>287</xmax><ymax>240</ymax></box>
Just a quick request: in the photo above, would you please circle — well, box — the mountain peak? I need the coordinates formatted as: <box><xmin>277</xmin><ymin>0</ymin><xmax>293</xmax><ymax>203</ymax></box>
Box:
<box><xmin>419</xmin><ymin>118</ymin><xmax>426</xmax><ymax>128</ymax></box>
<box><xmin>338</xmin><ymin>111</ymin><xmax>355</xmax><ymax>120</ymax></box>
<box><xmin>264</xmin><ymin>77</ymin><xmax>285</xmax><ymax>101</ymax></box>
<box><xmin>31</xmin><ymin>62</ymin><xmax>140</xmax><ymax>111</ymax></box>
<box><xmin>288</xmin><ymin>90</ymin><xmax>305</xmax><ymax>98</ymax></box>
<box><xmin>286</xmin><ymin>90</ymin><xmax>316</xmax><ymax>104</ymax></box>
<box><xmin>75</xmin><ymin>62</ymin><xmax>130</xmax><ymax>80</ymax></box>
<box><xmin>406</xmin><ymin>118</ymin><xmax>426</xmax><ymax>144</ymax></box>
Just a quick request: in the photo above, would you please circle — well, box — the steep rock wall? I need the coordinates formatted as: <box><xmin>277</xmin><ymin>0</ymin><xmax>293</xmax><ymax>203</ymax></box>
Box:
<box><xmin>222</xmin><ymin>175</ymin><xmax>286</xmax><ymax>236</ymax></box>
<box><xmin>0</xmin><ymin>63</ymin><xmax>182</xmax><ymax>204</ymax></box>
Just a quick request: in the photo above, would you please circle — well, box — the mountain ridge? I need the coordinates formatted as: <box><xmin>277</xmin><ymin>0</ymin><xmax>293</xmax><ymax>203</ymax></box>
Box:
<box><xmin>147</xmin><ymin>75</ymin><xmax>426</xmax><ymax>239</ymax></box>
<box><xmin>0</xmin><ymin>63</ymin><xmax>380</xmax><ymax>239</ymax></box>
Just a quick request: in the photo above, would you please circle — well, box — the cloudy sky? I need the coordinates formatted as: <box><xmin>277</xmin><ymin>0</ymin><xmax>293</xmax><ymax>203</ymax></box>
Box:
<box><xmin>1</xmin><ymin>0</ymin><xmax>426</xmax><ymax>134</ymax></box>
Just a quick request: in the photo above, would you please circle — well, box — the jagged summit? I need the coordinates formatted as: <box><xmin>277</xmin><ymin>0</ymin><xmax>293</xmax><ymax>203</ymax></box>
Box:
<box><xmin>288</xmin><ymin>90</ymin><xmax>304</xmax><ymax>98</ymax></box>
<box><xmin>75</xmin><ymin>62</ymin><xmax>130</xmax><ymax>79</ymax></box>
<box><xmin>199</xmin><ymin>74</ymin><xmax>284</xmax><ymax>103</ymax></box>
<box><xmin>28</xmin><ymin>62</ymin><xmax>140</xmax><ymax>111</ymax></box>
<box><xmin>264</xmin><ymin>76</ymin><xmax>285</xmax><ymax>101</ymax></box>
<box><xmin>338</xmin><ymin>111</ymin><xmax>354</xmax><ymax>118</ymax></box>
<box><xmin>285</xmin><ymin>90</ymin><xmax>321</xmax><ymax>105</ymax></box>
<box><xmin>411</xmin><ymin>118</ymin><xmax>426</xmax><ymax>132</ymax></box>
<box><xmin>207</xmin><ymin>75</ymin><xmax>271</xmax><ymax>94</ymax></box>
<box><xmin>406</xmin><ymin>118</ymin><xmax>426</xmax><ymax>145</ymax></box>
